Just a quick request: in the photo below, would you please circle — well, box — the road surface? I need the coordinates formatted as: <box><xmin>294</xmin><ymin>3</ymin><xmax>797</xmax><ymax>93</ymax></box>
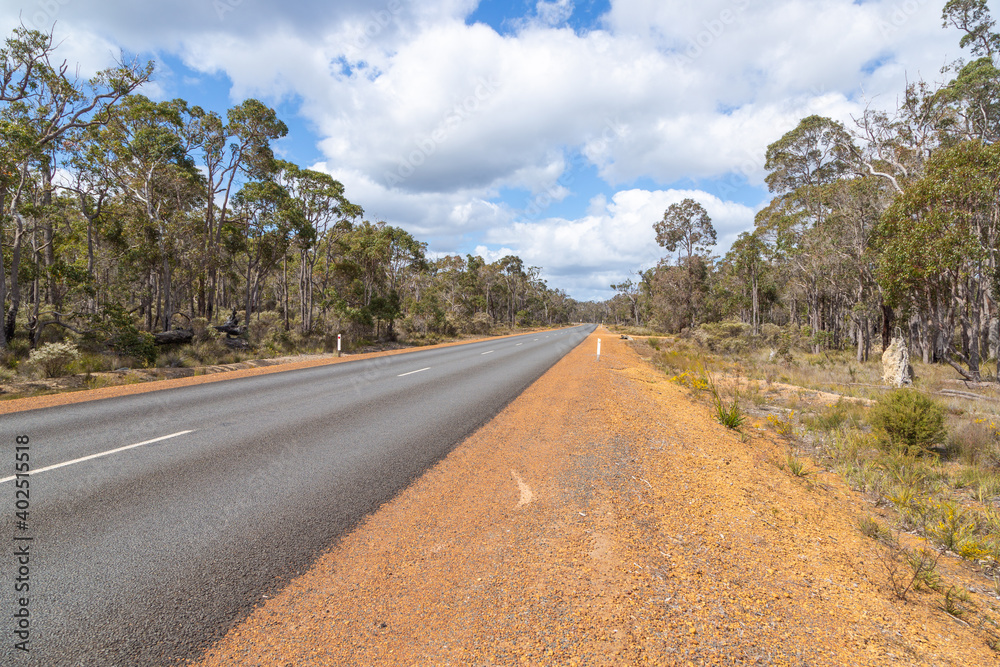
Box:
<box><xmin>0</xmin><ymin>324</ymin><xmax>595</xmax><ymax>666</ymax></box>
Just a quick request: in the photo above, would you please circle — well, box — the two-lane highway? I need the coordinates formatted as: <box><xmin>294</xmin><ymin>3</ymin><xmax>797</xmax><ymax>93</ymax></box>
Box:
<box><xmin>0</xmin><ymin>324</ymin><xmax>595</xmax><ymax>666</ymax></box>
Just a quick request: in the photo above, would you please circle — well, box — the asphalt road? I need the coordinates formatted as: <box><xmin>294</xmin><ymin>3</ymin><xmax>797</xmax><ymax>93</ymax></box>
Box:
<box><xmin>0</xmin><ymin>324</ymin><xmax>596</xmax><ymax>666</ymax></box>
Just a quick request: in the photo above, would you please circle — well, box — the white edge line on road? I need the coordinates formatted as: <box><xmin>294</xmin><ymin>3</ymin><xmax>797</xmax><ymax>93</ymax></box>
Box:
<box><xmin>515</xmin><ymin>343</ymin><xmax>523</xmax><ymax>346</ymax></box>
<box><xmin>398</xmin><ymin>367</ymin><xmax>431</xmax><ymax>377</ymax></box>
<box><xmin>481</xmin><ymin>350</ymin><xmax>494</xmax><ymax>355</ymax></box>
<box><xmin>0</xmin><ymin>430</ymin><xmax>196</xmax><ymax>484</ymax></box>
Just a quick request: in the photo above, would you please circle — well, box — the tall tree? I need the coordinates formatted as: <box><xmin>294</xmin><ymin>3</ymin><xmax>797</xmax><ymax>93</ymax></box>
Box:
<box><xmin>185</xmin><ymin>99</ymin><xmax>287</xmax><ymax>321</ymax></box>
<box><xmin>759</xmin><ymin>115</ymin><xmax>853</xmax><ymax>348</ymax></box>
<box><xmin>0</xmin><ymin>26</ymin><xmax>151</xmax><ymax>345</ymax></box>
<box><xmin>97</xmin><ymin>94</ymin><xmax>201</xmax><ymax>332</ymax></box>
<box><xmin>654</xmin><ymin>198</ymin><xmax>716</xmax><ymax>328</ymax></box>
<box><xmin>229</xmin><ymin>180</ymin><xmax>304</xmax><ymax>324</ymax></box>
<box><xmin>278</xmin><ymin>161</ymin><xmax>361</xmax><ymax>333</ymax></box>
<box><xmin>874</xmin><ymin>140</ymin><xmax>1000</xmax><ymax>377</ymax></box>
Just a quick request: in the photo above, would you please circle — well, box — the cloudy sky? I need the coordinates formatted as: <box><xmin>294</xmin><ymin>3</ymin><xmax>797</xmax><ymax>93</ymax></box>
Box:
<box><xmin>1</xmin><ymin>0</ymin><xmax>973</xmax><ymax>300</ymax></box>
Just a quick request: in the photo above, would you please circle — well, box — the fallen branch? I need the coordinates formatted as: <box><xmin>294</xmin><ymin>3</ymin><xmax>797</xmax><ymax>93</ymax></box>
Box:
<box><xmin>935</xmin><ymin>389</ymin><xmax>998</xmax><ymax>402</ymax></box>
<box><xmin>153</xmin><ymin>329</ymin><xmax>194</xmax><ymax>345</ymax></box>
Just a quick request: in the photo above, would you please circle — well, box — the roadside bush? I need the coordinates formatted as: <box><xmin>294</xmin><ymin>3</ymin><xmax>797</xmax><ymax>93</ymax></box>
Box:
<box><xmin>467</xmin><ymin>312</ymin><xmax>493</xmax><ymax>335</ymax></box>
<box><xmin>693</xmin><ymin>321</ymin><xmax>751</xmax><ymax>354</ymax></box>
<box><xmin>248</xmin><ymin>310</ymin><xmax>281</xmax><ymax>342</ymax></box>
<box><xmin>26</xmin><ymin>342</ymin><xmax>80</xmax><ymax>378</ymax></box>
<box><xmin>870</xmin><ymin>389</ymin><xmax>946</xmax><ymax>454</ymax></box>
<box><xmin>760</xmin><ymin>323</ymin><xmax>781</xmax><ymax>346</ymax></box>
<box><xmin>777</xmin><ymin>330</ymin><xmax>793</xmax><ymax>363</ymax></box>
<box><xmin>95</xmin><ymin>304</ymin><xmax>157</xmax><ymax>367</ymax></box>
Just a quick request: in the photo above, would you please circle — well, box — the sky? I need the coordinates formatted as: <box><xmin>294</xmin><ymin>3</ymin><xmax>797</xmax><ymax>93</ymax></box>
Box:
<box><xmin>0</xmin><ymin>0</ymin><xmax>976</xmax><ymax>301</ymax></box>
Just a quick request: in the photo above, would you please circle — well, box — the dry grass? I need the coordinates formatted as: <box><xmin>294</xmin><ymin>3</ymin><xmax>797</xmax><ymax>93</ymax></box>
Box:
<box><xmin>628</xmin><ymin>330</ymin><xmax>1000</xmax><ymax>643</ymax></box>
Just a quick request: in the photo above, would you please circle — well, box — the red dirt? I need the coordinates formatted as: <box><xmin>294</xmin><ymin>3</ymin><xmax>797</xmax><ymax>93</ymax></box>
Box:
<box><xmin>184</xmin><ymin>328</ymin><xmax>999</xmax><ymax>666</ymax></box>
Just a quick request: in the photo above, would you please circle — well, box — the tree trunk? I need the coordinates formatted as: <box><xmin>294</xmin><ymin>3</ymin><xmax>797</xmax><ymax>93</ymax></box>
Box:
<box><xmin>161</xmin><ymin>256</ymin><xmax>173</xmax><ymax>332</ymax></box>
<box><xmin>5</xmin><ymin>214</ymin><xmax>26</xmax><ymax>343</ymax></box>
<box><xmin>0</xmin><ymin>187</ymin><xmax>7</xmax><ymax>349</ymax></box>
<box><xmin>42</xmin><ymin>166</ymin><xmax>58</xmax><ymax>310</ymax></box>
<box><xmin>154</xmin><ymin>329</ymin><xmax>194</xmax><ymax>345</ymax></box>
<box><xmin>282</xmin><ymin>256</ymin><xmax>290</xmax><ymax>332</ymax></box>
<box><xmin>881</xmin><ymin>303</ymin><xmax>893</xmax><ymax>352</ymax></box>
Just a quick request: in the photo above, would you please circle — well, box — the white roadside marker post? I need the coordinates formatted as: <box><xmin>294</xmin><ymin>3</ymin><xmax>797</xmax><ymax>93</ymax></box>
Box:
<box><xmin>597</xmin><ymin>338</ymin><xmax>601</xmax><ymax>361</ymax></box>
<box><xmin>337</xmin><ymin>333</ymin><xmax>342</xmax><ymax>357</ymax></box>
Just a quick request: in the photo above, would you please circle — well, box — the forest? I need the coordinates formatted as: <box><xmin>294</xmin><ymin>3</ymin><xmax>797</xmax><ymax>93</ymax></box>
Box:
<box><xmin>0</xmin><ymin>25</ymin><xmax>590</xmax><ymax>375</ymax></box>
<box><xmin>609</xmin><ymin>0</ymin><xmax>1000</xmax><ymax>383</ymax></box>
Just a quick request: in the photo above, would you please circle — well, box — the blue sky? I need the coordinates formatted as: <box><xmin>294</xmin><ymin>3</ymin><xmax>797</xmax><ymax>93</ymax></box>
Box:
<box><xmin>1</xmin><ymin>0</ymin><xmax>972</xmax><ymax>300</ymax></box>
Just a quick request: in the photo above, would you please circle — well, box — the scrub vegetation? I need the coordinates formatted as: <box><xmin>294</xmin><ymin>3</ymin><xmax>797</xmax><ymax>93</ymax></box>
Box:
<box><xmin>0</xmin><ymin>26</ymin><xmax>598</xmax><ymax>386</ymax></box>
<box><xmin>626</xmin><ymin>323</ymin><xmax>1000</xmax><ymax>650</ymax></box>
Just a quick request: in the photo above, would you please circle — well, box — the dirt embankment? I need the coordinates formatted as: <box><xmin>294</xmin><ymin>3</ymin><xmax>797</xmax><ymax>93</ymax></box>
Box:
<box><xmin>181</xmin><ymin>328</ymin><xmax>999</xmax><ymax>665</ymax></box>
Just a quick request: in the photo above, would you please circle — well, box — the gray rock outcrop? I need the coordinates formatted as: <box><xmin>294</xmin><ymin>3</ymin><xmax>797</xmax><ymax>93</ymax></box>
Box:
<box><xmin>882</xmin><ymin>337</ymin><xmax>913</xmax><ymax>387</ymax></box>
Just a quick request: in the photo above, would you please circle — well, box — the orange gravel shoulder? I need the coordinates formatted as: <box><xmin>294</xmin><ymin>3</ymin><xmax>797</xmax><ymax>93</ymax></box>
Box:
<box><xmin>193</xmin><ymin>329</ymin><xmax>998</xmax><ymax>666</ymax></box>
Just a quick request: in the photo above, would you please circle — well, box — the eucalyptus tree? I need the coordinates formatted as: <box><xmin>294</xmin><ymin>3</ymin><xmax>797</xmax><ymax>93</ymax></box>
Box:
<box><xmin>827</xmin><ymin>176</ymin><xmax>892</xmax><ymax>360</ymax></box>
<box><xmin>96</xmin><ymin>94</ymin><xmax>202</xmax><ymax>332</ymax></box>
<box><xmin>277</xmin><ymin>161</ymin><xmax>361</xmax><ymax>333</ymax></box>
<box><xmin>336</xmin><ymin>221</ymin><xmax>426</xmax><ymax>339</ymax></box>
<box><xmin>758</xmin><ymin>115</ymin><xmax>854</xmax><ymax>348</ymax></box>
<box><xmin>943</xmin><ymin>0</ymin><xmax>1000</xmax><ymax>58</ymax></box>
<box><xmin>610</xmin><ymin>278</ymin><xmax>641</xmax><ymax>327</ymax></box>
<box><xmin>185</xmin><ymin>99</ymin><xmax>287</xmax><ymax>320</ymax></box>
<box><xmin>497</xmin><ymin>255</ymin><xmax>528</xmax><ymax>326</ymax></box>
<box><xmin>852</xmin><ymin>82</ymin><xmax>953</xmax><ymax>195</ymax></box>
<box><xmin>653</xmin><ymin>198</ymin><xmax>716</xmax><ymax>328</ymax></box>
<box><xmin>228</xmin><ymin>180</ymin><xmax>304</xmax><ymax>324</ymax></box>
<box><xmin>0</xmin><ymin>26</ymin><xmax>151</xmax><ymax>346</ymax></box>
<box><xmin>433</xmin><ymin>254</ymin><xmax>467</xmax><ymax>321</ymax></box>
<box><xmin>462</xmin><ymin>254</ymin><xmax>489</xmax><ymax>317</ymax></box>
<box><xmin>722</xmin><ymin>231</ymin><xmax>768</xmax><ymax>335</ymax></box>
<box><xmin>874</xmin><ymin>140</ymin><xmax>1000</xmax><ymax>377</ymax></box>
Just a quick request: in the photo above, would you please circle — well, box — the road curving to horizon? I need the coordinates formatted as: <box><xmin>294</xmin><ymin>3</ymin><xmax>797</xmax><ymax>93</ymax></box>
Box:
<box><xmin>0</xmin><ymin>324</ymin><xmax>596</xmax><ymax>666</ymax></box>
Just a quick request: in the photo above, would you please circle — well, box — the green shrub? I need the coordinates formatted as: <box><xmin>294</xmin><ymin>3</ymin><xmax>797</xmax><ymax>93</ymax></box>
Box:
<box><xmin>693</xmin><ymin>321</ymin><xmax>751</xmax><ymax>354</ymax></box>
<box><xmin>95</xmin><ymin>304</ymin><xmax>157</xmax><ymax>367</ymax></box>
<box><xmin>777</xmin><ymin>330</ymin><xmax>793</xmax><ymax>363</ymax></box>
<box><xmin>707</xmin><ymin>373</ymin><xmax>745</xmax><ymax>429</ymax></box>
<box><xmin>760</xmin><ymin>323</ymin><xmax>781</xmax><ymax>345</ymax></box>
<box><xmin>26</xmin><ymin>342</ymin><xmax>80</xmax><ymax>378</ymax></box>
<box><xmin>857</xmin><ymin>515</ymin><xmax>892</xmax><ymax>543</ymax></box>
<box><xmin>870</xmin><ymin>389</ymin><xmax>946</xmax><ymax>454</ymax></box>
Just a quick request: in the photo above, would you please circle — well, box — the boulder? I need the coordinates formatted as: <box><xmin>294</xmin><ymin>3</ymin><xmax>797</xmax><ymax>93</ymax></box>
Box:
<box><xmin>882</xmin><ymin>336</ymin><xmax>913</xmax><ymax>387</ymax></box>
